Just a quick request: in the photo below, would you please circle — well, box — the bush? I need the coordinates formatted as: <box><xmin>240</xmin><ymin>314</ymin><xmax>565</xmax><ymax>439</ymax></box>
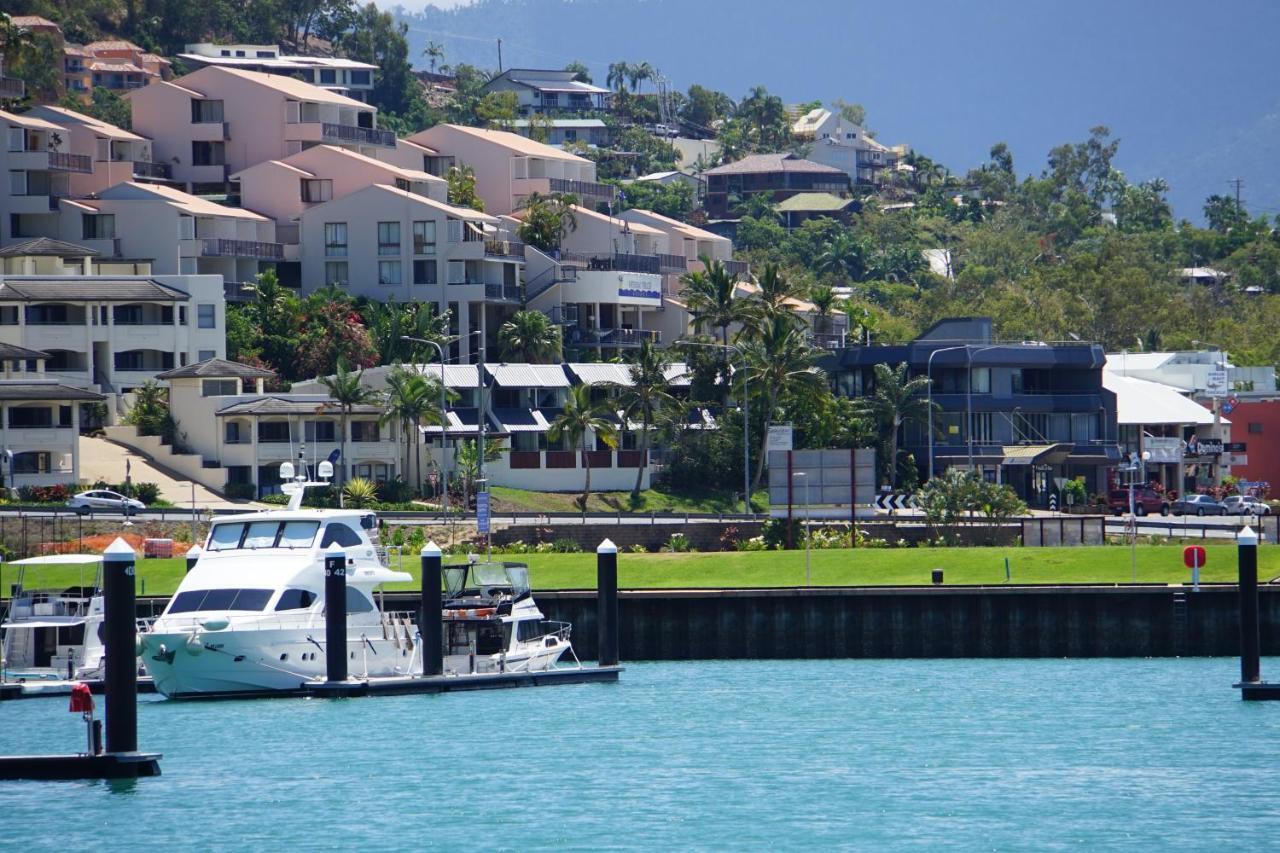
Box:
<box><xmin>664</xmin><ymin>532</ymin><xmax>693</xmax><ymax>552</ymax></box>
<box><xmin>224</xmin><ymin>482</ymin><xmax>257</xmax><ymax>501</ymax></box>
<box><xmin>260</xmin><ymin>493</ymin><xmax>290</xmax><ymax>505</ymax></box>
<box><xmin>377</xmin><ymin>477</ymin><xmax>414</xmax><ymax>504</ymax></box>
<box><xmin>18</xmin><ymin>484</ymin><xmax>72</xmax><ymax>504</ymax></box>
<box><xmin>761</xmin><ymin>517</ymin><xmax>801</xmax><ymax>550</ymax></box>
<box><xmin>628</xmin><ymin>543</ymin><xmax>648</xmax><ymax>553</ymax></box>
<box><xmin>342</xmin><ymin>478</ymin><xmax>378</xmax><ymax>508</ymax></box>
<box><xmin>131</xmin><ymin>482</ymin><xmax>161</xmax><ymax>504</ymax></box>
<box><xmin>551</xmin><ymin>538</ymin><xmax>582</xmax><ymax>553</ymax></box>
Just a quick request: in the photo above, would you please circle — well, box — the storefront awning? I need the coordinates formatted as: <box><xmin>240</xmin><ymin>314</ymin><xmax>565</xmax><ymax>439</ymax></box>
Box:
<box><xmin>1002</xmin><ymin>443</ymin><xmax>1073</xmax><ymax>466</ymax></box>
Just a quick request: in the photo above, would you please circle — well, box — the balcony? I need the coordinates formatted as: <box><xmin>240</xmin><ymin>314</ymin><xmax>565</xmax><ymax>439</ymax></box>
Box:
<box><xmin>321</xmin><ymin>122</ymin><xmax>395</xmax><ymax>148</ymax></box>
<box><xmin>201</xmin><ymin>238</ymin><xmax>285</xmax><ymax>260</ymax></box>
<box><xmin>47</xmin><ymin>152</ymin><xmax>93</xmax><ymax>173</ymax></box>
<box><xmin>0</xmin><ymin>76</ymin><xmax>25</xmax><ymax>100</ymax></box>
<box><xmin>484</xmin><ymin>239</ymin><xmax>526</xmax><ymax>258</ymax></box>
<box><xmin>548</xmin><ymin>176</ymin><xmax>617</xmax><ymax>201</ymax></box>
<box><xmin>131</xmin><ymin>160</ymin><xmax>172</xmax><ymax>180</ymax></box>
<box><xmin>562</xmin><ymin>252</ymin><xmax>660</xmax><ymax>274</ymax></box>
<box><xmin>658</xmin><ymin>253</ymin><xmax>688</xmax><ymax>274</ymax></box>
<box><xmin>566</xmin><ymin>327</ymin><xmax>660</xmax><ymax>348</ymax></box>
<box><xmin>484</xmin><ymin>282</ymin><xmax>522</xmax><ymax>302</ymax></box>
<box><xmin>723</xmin><ymin>259</ymin><xmax>750</xmax><ymax>278</ymax></box>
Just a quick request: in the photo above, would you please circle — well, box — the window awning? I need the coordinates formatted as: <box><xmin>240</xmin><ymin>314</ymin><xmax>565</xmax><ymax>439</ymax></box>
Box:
<box><xmin>1001</xmin><ymin>443</ymin><xmax>1073</xmax><ymax>466</ymax></box>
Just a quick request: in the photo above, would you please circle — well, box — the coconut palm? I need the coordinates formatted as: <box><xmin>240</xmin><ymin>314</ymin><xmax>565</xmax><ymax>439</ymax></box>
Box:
<box><xmin>320</xmin><ymin>359</ymin><xmax>382</xmax><ymax>504</ymax></box>
<box><xmin>814</xmin><ymin>231</ymin><xmax>867</xmax><ymax>283</ymax></box>
<box><xmin>740</xmin><ymin>313</ymin><xmax>827</xmax><ymax>488</ymax></box>
<box><xmin>498</xmin><ymin>310</ymin><xmax>562</xmax><ymax>363</ymax></box>
<box><xmin>808</xmin><ymin>284</ymin><xmax>839</xmax><ymax>338</ymax></box>
<box><xmin>853</xmin><ymin>362</ymin><xmax>936</xmax><ymax>489</ymax></box>
<box><xmin>610</xmin><ymin>339</ymin><xmax>674</xmax><ymax>499</ymax></box>
<box><xmin>750</xmin><ymin>263</ymin><xmax>802</xmax><ymax>320</ymax></box>
<box><xmin>628</xmin><ymin>61</ymin><xmax>654</xmax><ymax>94</ymax></box>
<box><xmin>681</xmin><ymin>257</ymin><xmax>751</xmax><ymax>351</ymax></box>
<box><xmin>607</xmin><ymin>61</ymin><xmax>631</xmax><ymax>93</ymax></box>
<box><xmin>548</xmin><ymin>383</ymin><xmax>618</xmax><ymax>509</ymax></box>
<box><xmin>424</xmin><ymin>41</ymin><xmax>444</xmax><ymax>74</ymax></box>
<box><xmin>382</xmin><ymin>366</ymin><xmax>445</xmax><ymax>495</ymax></box>
<box><xmin>516</xmin><ymin>191</ymin><xmax>579</xmax><ymax>253</ymax></box>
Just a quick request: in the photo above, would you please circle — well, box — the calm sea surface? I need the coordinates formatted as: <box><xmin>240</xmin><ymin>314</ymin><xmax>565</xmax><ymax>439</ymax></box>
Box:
<box><xmin>2</xmin><ymin>658</ymin><xmax>1279</xmax><ymax>850</ymax></box>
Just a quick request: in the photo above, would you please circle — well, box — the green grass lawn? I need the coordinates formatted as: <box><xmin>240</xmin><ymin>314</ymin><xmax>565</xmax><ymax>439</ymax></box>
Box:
<box><xmin>489</xmin><ymin>485</ymin><xmax>768</xmax><ymax>515</ymax></box>
<box><xmin>7</xmin><ymin>544</ymin><xmax>1272</xmax><ymax>598</ymax></box>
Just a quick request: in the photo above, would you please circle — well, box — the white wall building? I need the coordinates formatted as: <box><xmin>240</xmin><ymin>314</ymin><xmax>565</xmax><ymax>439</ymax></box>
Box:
<box><xmin>24</xmin><ymin>105</ymin><xmax>172</xmax><ymax>196</ymax></box>
<box><xmin>791</xmin><ymin>107</ymin><xmax>906</xmax><ymax>185</ymax></box>
<box><xmin>179</xmin><ymin>44</ymin><xmax>377</xmax><ymax>104</ymax></box>
<box><xmin>0</xmin><ymin>372</ymin><xmax>103</xmax><ymax>489</ymax></box>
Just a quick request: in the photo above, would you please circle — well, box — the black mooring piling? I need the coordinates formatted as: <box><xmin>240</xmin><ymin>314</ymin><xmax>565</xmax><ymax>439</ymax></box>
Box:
<box><xmin>1234</xmin><ymin>526</ymin><xmax>1280</xmax><ymax>699</ymax></box>
<box><xmin>324</xmin><ymin>544</ymin><xmax>348</xmax><ymax>683</ymax></box>
<box><xmin>421</xmin><ymin>541</ymin><xmax>443</xmax><ymax>677</ymax></box>
<box><xmin>597</xmin><ymin>538</ymin><xmax>619</xmax><ymax>667</ymax></box>
<box><xmin>185</xmin><ymin>545</ymin><xmax>201</xmax><ymax>574</ymax></box>
<box><xmin>103</xmin><ymin>538</ymin><xmax>138</xmax><ymax>753</ymax></box>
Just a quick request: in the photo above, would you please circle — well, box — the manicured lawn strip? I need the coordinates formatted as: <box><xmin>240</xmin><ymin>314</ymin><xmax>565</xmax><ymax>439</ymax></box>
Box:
<box><xmin>488</xmin><ymin>485</ymin><xmax>768</xmax><ymax>515</ymax></box>
<box><xmin>9</xmin><ymin>546</ymin><xmax>1266</xmax><ymax>598</ymax></box>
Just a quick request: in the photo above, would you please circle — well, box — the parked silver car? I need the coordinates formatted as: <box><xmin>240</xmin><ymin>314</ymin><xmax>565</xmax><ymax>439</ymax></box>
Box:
<box><xmin>67</xmin><ymin>490</ymin><xmax>146</xmax><ymax>515</ymax></box>
<box><xmin>1222</xmin><ymin>495</ymin><xmax>1273</xmax><ymax>516</ymax></box>
<box><xmin>1169</xmin><ymin>494</ymin><xmax>1227</xmax><ymax>516</ymax></box>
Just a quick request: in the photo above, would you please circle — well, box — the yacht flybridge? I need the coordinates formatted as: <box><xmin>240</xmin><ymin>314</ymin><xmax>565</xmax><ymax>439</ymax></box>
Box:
<box><xmin>1</xmin><ymin>555</ymin><xmax>109</xmax><ymax>684</ymax></box>
<box><xmin>140</xmin><ymin>459</ymin><xmax>574</xmax><ymax>698</ymax></box>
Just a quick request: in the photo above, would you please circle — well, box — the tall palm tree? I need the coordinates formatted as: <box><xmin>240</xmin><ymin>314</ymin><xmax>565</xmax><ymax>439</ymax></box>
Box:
<box><xmin>629</xmin><ymin>61</ymin><xmax>654</xmax><ymax>94</ymax></box>
<box><xmin>610</xmin><ymin>340</ymin><xmax>674</xmax><ymax>499</ymax></box>
<box><xmin>814</xmin><ymin>231</ymin><xmax>866</xmax><ymax>283</ymax></box>
<box><xmin>320</xmin><ymin>359</ymin><xmax>382</xmax><ymax>504</ymax></box>
<box><xmin>424</xmin><ymin>41</ymin><xmax>444</xmax><ymax>74</ymax></box>
<box><xmin>808</xmin><ymin>284</ymin><xmax>839</xmax><ymax>338</ymax></box>
<box><xmin>607</xmin><ymin>61</ymin><xmax>631</xmax><ymax>93</ymax></box>
<box><xmin>498</xmin><ymin>310</ymin><xmax>561</xmax><ymax>363</ymax></box>
<box><xmin>751</xmin><ymin>263</ymin><xmax>802</xmax><ymax>319</ymax></box>
<box><xmin>548</xmin><ymin>384</ymin><xmax>618</xmax><ymax>509</ymax></box>
<box><xmin>382</xmin><ymin>366</ymin><xmax>444</xmax><ymax>495</ymax></box>
<box><xmin>681</xmin><ymin>257</ymin><xmax>751</xmax><ymax>351</ymax></box>
<box><xmin>853</xmin><ymin>362</ymin><xmax>935</xmax><ymax>489</ymax></box>
<box><xmin>740</xmin><ymin>313</ymin><xmax>826</xmax><ymax>488</ymax></box>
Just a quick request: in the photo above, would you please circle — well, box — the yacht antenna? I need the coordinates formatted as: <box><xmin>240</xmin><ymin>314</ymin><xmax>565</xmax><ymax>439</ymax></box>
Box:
<box><xmin>280</xmin><ymin>446</ymin><xmax>331</xmax><ymax>511</ymax></box>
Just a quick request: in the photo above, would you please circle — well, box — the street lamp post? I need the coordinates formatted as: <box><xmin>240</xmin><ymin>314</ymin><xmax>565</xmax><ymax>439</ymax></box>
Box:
<box><xmin>682</xmin><ymin>340</ymin><xmax>750</xmax><ymax>514</ymax></box>
<box><xmin>1128</xmin><ymin>449</ymin><xmax>1151</xmax><ymax>583</ymax></box>
<box><xmin>926</xmin><ymin>345</ymin><xmax>969</xmax><ymax>481</ymax></box>
<box><xmin>402</xmin><ymin>334</ymin><xmax>453</xmax><ymax>523</ymax></box>
<box><xmin>793</xmin><ymin>471</ymin><xmax>810</xmax><ymax>585</ymax></box>
<box><xmin>966</xmin><ymin>344</ymin><xmax>1016</xmax><ymax>473</ymax></box>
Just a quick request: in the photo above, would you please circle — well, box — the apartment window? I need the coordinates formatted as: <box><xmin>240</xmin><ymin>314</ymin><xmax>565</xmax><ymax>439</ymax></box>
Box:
<box><xmin>412</xmin><ymin>220</ymin><xmax>436</xmax><ymax>255</ymax></box>
<box><xmin>191</xmin><ymin>99</ymin><xmax>224</xmax><ymax>123</ymax></box>
<box><xmin>447</xmin><ymin>220</ymin><xmax>462</xmax><ymax>243</ymax></box>
<box><xmin>350</xmin><ymin>70</ymin><xmax>370</xmax><ymax>85</ymax></box>
<box><xmin>82</xmin><ymin>213</ymin><xmax>115</xmax><ymax>240</ymax></box>
<box><xmin>325</xmin><ymin>261</ymin><xmax>349</xmax><ymax>286</ymax></box>
<box><xmin>0</xmin><ymin>307</ymin><xmax>17</xmax><ymax>325</ymax></box>
<box><xmin>301</xmin><ymin>179</ymin><xmax>332</xmax><ymax>203</ymax></box>
<box><xmin>969</xmin><ymin>368</ymin><xmax>991</xmax><ymax>394</ymax></box>
<box><xmin>324</xmin><ymin>222</ymin><xmax>347</xmax><ymax>257</ymax></box>
<box><xmin>377</xmin><ymin>260</ymin><xmax>402</xmax><ymax>286</ymax></box>
<box><xmin>319</xmin><ymin>69</ymin><xmax>336</xmax><ymax>85</ymax></box>
<box><xmin>413</xmin><ymin>260</ymin><xmax>437</xmax><ymax>285</ymax></box>
<box><xmin>305</xmin><ymin>421</ymin><xmax>336</xmax><ymax>442</ymax></box>
<box><xmin>970</xmin><ymin>412</ymin><xmax>994</xmax><ymax>444</ymax></box>
<box><xmin>225</xmin><ymin>422</ymin><xmax>244</xmax><ymax>444</ymax></box>
<box><xmin>191</xmin><ymin>141</ymin><xmax>225</xmax><ymax>166</ymax></box>
<box><xmin>198</xmin><ymin>349</ymin><xmax>216</xmax><ymax>361</ymax></box>
<box><xmin>351</xmin><ymin>421</ymin><xmax>380</xmax><ymax>442</ymax></box>
<box><xmin>1249</xmin><ymin>423</ymin><xmax>1264</xmax><ymax>434</ymax></box>
<box><xmin>377</xmin><ymin>221</ymin><xmax>400</xmax><ymax>255</ymax></box>
<box><xmin>258</xmin><ymin>422</ymin><xmax>290</xmax><ymax>443</ymax></box>
<box><xmin>59</xmin><ymin>405</ymin><xmax>72</xmax><ymax>428</ymax></box>
<box><xmin>447</xmin><ymin>261</ymin><xmax>465</xmax><ymax>284</ymax></box>
<box><xmin>202</xmin><ymin>379</ymin><xmax>238</xmax><ymax>397</ymax></box>
<box><xmin>9</xmin><ymin>407</ymin><xmax>53</xmax><ymax>428</ymax></box>
<box><xmin>178</xmin><ymin>306</ymin><xmax>187</xmax><ymax>326</ymax></box>
<box><xmin>12</xmin><ymin>451</ymin><xmax>51</xmax><ymax>474</ymax></box>
<box><xmin>197</xmin><ymin>304</ymin><xmax>216</xmax><ymax>329</ymax></box>
<box><xmin>9</xmin><ymin>170</ymin><xmax>25</xmax><ymax>195</ymax></box>
<box><xmin>7</xmin><ymin>127</ymin><xmax>23</xmax><ymax>152</ymax></box>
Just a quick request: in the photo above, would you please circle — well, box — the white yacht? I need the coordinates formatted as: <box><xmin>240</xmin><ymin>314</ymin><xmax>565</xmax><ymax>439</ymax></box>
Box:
<box><xmin>140</xmin><ymin>462</ymin><xmax>573</xmax><ymax>698</ymax></box>
<box><xmin>1</xmin><ymin>555</ymin><xmax>109</xmax><ymax>686</ymax></box>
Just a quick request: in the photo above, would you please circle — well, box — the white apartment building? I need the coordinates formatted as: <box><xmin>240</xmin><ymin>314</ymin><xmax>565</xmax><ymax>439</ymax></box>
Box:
<box><xmin>483</xmin><ymin>69</ymin><xmax>611</xmax><ymax>116</ymax></box>
<box><xmin>129</xmin><ymin>66</ymin><xmax>393</xmax><ymax>194</ymax></box>
<box><xmin>2</xmin><ymin>109</ymin><xmax>90</xmax><ymax>247</ymax></box>
<box><xmin>406</xmin><ymin>124</ymin><xmax>616</xmax><ymax>215</ymax></box>
<box><xmin>24</xmin><ymin>105</ymin><xmax>172</xmax><ymax>196</ymax></box>
<box><xmin>0</xmin><ymin>369</ymin><xmax>104</xmax><ymax>489</ymax></box>
<box><xmin>232</xmin><ymin>144</ymin><xmax>448</xmax><ymax>279</ymax></box>
<box><xmin>791</xmin><ymin>108</ymin><xmax>907</xmax><ymax>185</ymax></box>
<box><xmin>0</xmin><ymin>239</ymin><xmax>225</xmax><ymax>398</ymax></box>
<box><xmin>298</xmin><ymin>183</ymin><xmax>523</xmax><ymax>362</ymax></box>
<box><xmin>179</xmin><ymin>44</ymin><xmax>377</xmax><ymax>103</ymax></box>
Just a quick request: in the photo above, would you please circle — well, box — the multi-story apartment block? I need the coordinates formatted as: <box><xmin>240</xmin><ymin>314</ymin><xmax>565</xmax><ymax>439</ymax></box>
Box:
<box><xmin>406</xmin><ymin>124</ymin><xmax>616</xmax><ymax>215</ymax></box>
<box><xmin>0</xmin><ymin>358</ymin><xmax>105</xmax><ymax>489</ymax></box>
<box><xmin>25</xmin><ymin>105</ymin><xmax>172</xmax><ymax>195</ymax></box>
<box><xmin>298</xmin><ymin>183</ymin><xmax>522</xmax><ymax>362</ymax></box>
<box><xmin>0</xmin><ymin>239</ymin><xmax>225</xmax><ymax>398</ymax></box>
<box><xmin>520</xmin><ymin>204</ymin><xmax>673</xmax><ymax>356</ymax></box>
<box><xmin>2</xmin><ymin>108</ymin><xmax>92</xmax><ymax>247</ymax></box>
<box><xmin>130</xmin><ymin>66</ymin><xmax>392</xmax><ymax>195</ymax></box>
<box><xmin>233</xmin><ymin>144</ymin><xmax>448</xmax><ymax>280</ymax></box>
<box><xmin>791</xmin><ymin>107</ymin><xmax>907</xmax><ymax>186</ymax></box>
<box><xmin>178</xmin><ymin>44</ymin><xmax>377</xmax><ymax>103</ymax></box>
<box><xmin>483</xmin><ymin>69</ymin><xmax>611</xmax><ymax>115</ymax></box>
<box><xmin>703</xmin><ymin>153</ymin><xmax>852</xmax><ymax>220</ymax></box>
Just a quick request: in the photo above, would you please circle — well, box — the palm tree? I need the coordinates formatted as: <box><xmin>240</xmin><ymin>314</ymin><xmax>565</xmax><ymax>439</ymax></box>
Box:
<box><xmin>681</xmin><ymin>257</ymin><xmax>751</xmax><ymax>351</ymax></box>
<box><xmin>610</xmin><ymin>340</ymin><xmax>674</xmax><ymax>499</ymax></box>
<box><xmin>814</xmin><ymin>231</ymin><xmax>866</xmax><ymax>282</ymax></box>
<box><xmin>424</xmin><ymin>41</ymin><xmax>444</xmax><ymax>74</ymax></box>
<box><xmin>629</xmin><ymin>61</ymin><xmax>654</xmax><ymax>94</ymax></box>
<box><xmin>808</xmin><ymin>284</ymin><xmax>839</xmax><ymax>339</ymax></box>
<box><xmin>383</xmin><ymin>366</ymin><xmax>444</xmax><ymax>496</ymax></box>
<box><xmin>607</xmin><ymin>61</ymin><xmax>631</xmax><ymax>93</ymax></box>
<box><xmin>320</xmin><ymin>359</ymin><xmax>382</xmax><ymax>504</ymax></box>
<box><xmin>741</xmin><ymin>313</ymin><xmax>826</xmax><ymax>488</ymax></box>
<box><xmin>751</xmin><ymin>263</ymin><xmax>801</xmax><ymax>319</ymax></box>
<box><xmin>853</xmin><ymin>362</ymin><xmax>935</xmax><ymax>489</ymax></box>
<box><xmin>516</xmin><ymin>192</ymin><xmax>579</xmax><ymax>253</ymax></box>
<box><xmin>498</xmin><ymin>310</ymin><xmax>562</xmax><ymax>363</ymax></box>
<box><xmin>548</xmin><ymin>384</ymin><xmax>618</xmax><ymax>509</ymax></box>
<box><xmin>734</xmin><ymin>192</ymin><xmax>780</xmax><ymax>221</ymax></box>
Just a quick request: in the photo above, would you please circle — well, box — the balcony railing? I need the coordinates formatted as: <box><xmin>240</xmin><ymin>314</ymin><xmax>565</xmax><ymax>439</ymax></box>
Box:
<box><xmin>201</xmin><ymin>238</ymin><xmax>285</xmax><ymax>260</ymax></box>
<box><xmin>484</xmin><ymin>239</ymin><xmax>526</xmax><ymax>258</ymax></box>
<box><xmin>484</xmin><ymin>283</ymin><xmax>522</xmax><ymax>302</ymax></box>
<box><xmin>0</xmin><ymin>76</ymin><xmax>25</xmax><ymax>100</ymax></box>
<box><xmin>566</xmin><ymin>327</ymin><xmax>660</xmax><ymax>347</ymax></box>
<box><xmin>657</xmin><ymin>253</ymin><xmax>687</xmax><ymax>273</ymax></box>
<box><xmin>48</xmin><ymin>152</ymin><xmax>92</xmax><ymax>174</ymax></box>
<box><xmin>321</xmin><ymin>122</ymin><xmax>396</xmax><ymax>148</ymax></box>
<box><xmin>561</xmin><ymin>252</ymin><xmax>660</xmax><ymax>274</ymax></box>
<box><xmin>723</xmin><ymin>259</ymin><xmax>750</xmax><ymax>278</ymax></box>
<box><xmin>131</xmin><ymin>160</ymin><xmax>171</xmax><ymax>180</ymax></box>
<box><xmin>548</xmin><ymin>176</ymin><xmax>617</xmax><ymax>200</ymax></box>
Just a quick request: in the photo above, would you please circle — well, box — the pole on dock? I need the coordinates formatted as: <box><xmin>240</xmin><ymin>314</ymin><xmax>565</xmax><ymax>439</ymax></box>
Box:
<box><xmin>324</xmin><ymin>543</ymin><xmax>348</xmax><ymax>683</ymax></box>
<box><xmin>597</xmin><ymin>538</ymin><xmax>618</xmax><ymax>667</ymax></box>
<box><xmin>1239</xmin><ymin>525</ymin><xmax>1261</xmax><ymax>685</ymax></box>
<box><xmin>102</xmin><ymin>538</ymin><xmax>137</xmax><ymax>754</ymax></box>
<box><xmin>185</xmin><ymin>544</ymin><xmax>201</xmax><ymax>574</ymax></box>
<box><xmin>420</xmin><ymin>541</ymin><xmax>442</xmax><ymax>677</ymax></box>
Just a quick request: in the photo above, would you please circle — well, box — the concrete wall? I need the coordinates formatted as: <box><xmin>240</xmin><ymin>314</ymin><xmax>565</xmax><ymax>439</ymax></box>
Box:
<box><xmin>492</xmin><ymin>520</ymin><xmax>761</xmax><ymax>551</ymax></box>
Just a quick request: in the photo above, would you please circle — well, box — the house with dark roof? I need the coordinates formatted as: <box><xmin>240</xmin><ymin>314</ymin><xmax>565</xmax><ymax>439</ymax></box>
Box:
<box><xmin>483</xmin><ymin>69</ymin><xmax>611</xmax><ymax>115</ymax></box>
<box><xmin>703</xmin><ymin>153</ymin><xmax>852</xmax><ymax>219</ymax></box>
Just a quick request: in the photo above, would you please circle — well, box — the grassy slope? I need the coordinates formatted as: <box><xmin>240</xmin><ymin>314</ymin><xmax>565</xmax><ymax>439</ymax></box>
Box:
<box><xmin>8</xmin><ymin>545</ymin><xmax>1273</xmax><ymax>598</ymax></box>
<box><xmin>488</xmin><ymin>485</ymin><xmax>768</xmax><ymax>514</ymax></box>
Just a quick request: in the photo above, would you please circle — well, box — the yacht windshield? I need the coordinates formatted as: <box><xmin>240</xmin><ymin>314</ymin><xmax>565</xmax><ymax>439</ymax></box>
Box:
<box><xmin>205</xmin><ymin>521</ymin><xmax>320</xmax><ymax>551</ymax></box>
<box><xmin>168</xmin><ymin>588</ymin><xmax>273</xmax><ymax>613</ymax></box>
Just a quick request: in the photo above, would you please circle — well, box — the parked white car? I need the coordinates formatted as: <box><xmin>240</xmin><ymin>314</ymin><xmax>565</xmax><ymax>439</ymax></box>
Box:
<box><xmin>1222</xmin><ymin>495</ymin><xmax>1273</xmax><ymax>516</ymax></box>
<box><xmin>67</xmin><ymin>490</ymin><xmax>146</xmax><ymax>515</ymax></box>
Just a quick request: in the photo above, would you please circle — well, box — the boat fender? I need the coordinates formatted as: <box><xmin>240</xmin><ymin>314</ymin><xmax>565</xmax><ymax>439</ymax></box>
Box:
<box><xmin>185</xmin><ymin>632</ymin><xmax>205</xmax><ymax>656</ymax></box>
<box><xmin>201</xmin><ymin>616</ymin><xmax>230</xmax><ymax>631</ymax></box>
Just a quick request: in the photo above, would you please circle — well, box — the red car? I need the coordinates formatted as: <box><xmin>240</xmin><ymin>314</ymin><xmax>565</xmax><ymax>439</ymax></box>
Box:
<box><xmin>1109</xmin><ymin>488</ymin><xmax>1170</xmax><ymax>516</ymax></box>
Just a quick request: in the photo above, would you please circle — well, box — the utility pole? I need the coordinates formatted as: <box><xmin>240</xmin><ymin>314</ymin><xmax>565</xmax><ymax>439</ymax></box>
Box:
<box><xmin>1230</xmin><ymin>177</ymin><xmax>1244</xmax><ymax>208</ymax></box>
<box><xmin>496</xmin><ymin>38</ymin><xmax>502</xmax><ymax>73</ymax></box>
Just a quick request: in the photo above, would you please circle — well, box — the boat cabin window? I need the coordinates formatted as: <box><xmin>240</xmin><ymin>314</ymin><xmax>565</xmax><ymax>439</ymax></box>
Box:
<box><xmin>516</xmin><ymin>620</ymin><xmax>545</xmax><ymax>642</ymax></box>
<box><xmin>274</xmin><ymin>588</ymin><xmax>317</xmax><ymax>611</ymax></box>
<box><xmin>205</xmin><ymin>521</ymin><xmax>320</xmax><ymax>551</ymax></box>
<box><xmin>320</xmin><ymin>523</ymin><xmax>363</xmax><ymax>548</ymax></box>
<box><xmin>321</xmin><ymin>587</ymin><xmax>375</xmax><ymax>615</ymax></box>
<box><xmin>167</xmin><ymin>588</ymin><xmax>274</xmax><ymax>613</ymax></box>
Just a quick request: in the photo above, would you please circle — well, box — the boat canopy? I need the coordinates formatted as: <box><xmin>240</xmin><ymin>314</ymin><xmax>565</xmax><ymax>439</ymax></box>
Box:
<box><xmin>443</xmin><ymin>562</ymin><xmax>531</xmax><ymax>599</ymax></box>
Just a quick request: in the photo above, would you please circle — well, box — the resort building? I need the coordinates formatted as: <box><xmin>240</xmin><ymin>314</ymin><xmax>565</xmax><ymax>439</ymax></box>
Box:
<box><xmin>702</xmin><ymin>153</ymin><xmax>852</xmax><ymax>220</ymax></box>
<box><xmin>406</xmin><ymin>124</ymin><xmax>615</xmax><ymax>215</ymax></box>
<box><xmin>0</xmin><ymin>363</ymin><xmax>104</xmax><ymax>489</ymax></box>
<box><xmin>1</xmin><ymin>108</ymin><xmax>88</xmax><ymax>247</ymax></box>
<box><xmin>24</xmin><ymin>105</ymin><xmax>173</xmax><ymax>195</ymax></box>
<box><xmin>791</xmin><ymin>107</ymin><xmax>907</xmax><ymax>186</ymax></box>
<box><xmin>510</xmin><ymin>118</ymin><xmax>611</xmax><ymax>147</ymax></box>
<box><xmin>178</xmin><ymin>44</ymin><xmax>377</xmax><ymax>104</ymax></box>
<box><xmin>129</xmin><ymin>66</ymin><xmax>392</xmax><ymax>195</ymax></box>
<box><xmin>482</xmin><ymin>69</ymin><xmax>611</xmax><ymax>115</ymax></box>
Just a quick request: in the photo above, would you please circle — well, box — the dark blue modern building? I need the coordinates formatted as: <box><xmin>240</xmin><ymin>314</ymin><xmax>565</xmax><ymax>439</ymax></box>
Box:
<box><xmin>822</xmin><ymin>318</ymin><xmax>1121</xmax><ymax>505</ymax></box>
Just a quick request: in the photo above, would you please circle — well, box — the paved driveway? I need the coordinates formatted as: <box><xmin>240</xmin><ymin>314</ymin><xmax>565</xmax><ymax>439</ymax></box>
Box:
<box><xmin>78</xmin><ymin>436</ymin><xmax>264</xmax><ymax>510</ymax></box>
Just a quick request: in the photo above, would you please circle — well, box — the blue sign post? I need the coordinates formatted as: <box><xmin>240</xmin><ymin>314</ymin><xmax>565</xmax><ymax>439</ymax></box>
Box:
<box><xmin>476</xmin><ymin>490</ymin><xmax>491</xmax><ymax>535</ymax></box>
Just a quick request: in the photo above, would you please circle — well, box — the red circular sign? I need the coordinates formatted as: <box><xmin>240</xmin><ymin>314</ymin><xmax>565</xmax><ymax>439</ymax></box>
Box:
<box><xmin>1183</xmin><ymin>545</ymin><xmax>1207</xmax><ymax>568</ymax></box>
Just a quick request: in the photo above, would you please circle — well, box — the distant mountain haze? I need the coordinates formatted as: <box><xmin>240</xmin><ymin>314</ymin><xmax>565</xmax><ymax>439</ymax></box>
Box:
<box><xmin>383</xmin><ymin>0</ymin><xmax>1280</xmax><ymax>221</ymax></box>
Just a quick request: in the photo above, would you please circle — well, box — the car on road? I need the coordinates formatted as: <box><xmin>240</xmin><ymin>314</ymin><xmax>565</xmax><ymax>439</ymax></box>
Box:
<box><xmin>1170</xmin><ymin>494</ymin><xmax>1228</xmax><ymax>516</ymax></box>
<box><xmin>1108</xmin><ymin>488</ymin><xmax>1170</xmax><ymax>516</ymax></box>
<box><xmin>1222</xmin><ymin>495</ymin><xmax>1273</xmax><ymax>516</ymax></box>
<box><xmin>67</xmin><ymin>490</ymin><xmax>146</xmax><ymax>515</ymax></box>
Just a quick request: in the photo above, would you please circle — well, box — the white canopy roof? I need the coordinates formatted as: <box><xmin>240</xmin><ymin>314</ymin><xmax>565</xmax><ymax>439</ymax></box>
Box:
<box><xmin>1103</xmin><ymin>371</ymin><xmax>1223</xmax><ymax>426</ymax></box>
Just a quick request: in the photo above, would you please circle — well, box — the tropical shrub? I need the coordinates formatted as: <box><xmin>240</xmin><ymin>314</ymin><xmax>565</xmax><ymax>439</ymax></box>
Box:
<box><xmin>225</xmin><ymin>483</ymin><xmax>257</xmax><ymax>501</ymax></box>
<box><xmin>551</xmin><ymin>538</ymin><xmax>583</xmax><ymax>553</ymax></box>
<box><xmin>342</xmin><ymin>477</ymin><xmax>379</xmax><ymax>508</ymax></box>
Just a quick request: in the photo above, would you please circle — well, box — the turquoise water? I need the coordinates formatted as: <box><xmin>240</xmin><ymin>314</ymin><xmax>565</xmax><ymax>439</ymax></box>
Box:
<box><xmin>2</xmin><ymin>658</ymin><xmax>1280</xmax><ymax>850</ymax></box>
